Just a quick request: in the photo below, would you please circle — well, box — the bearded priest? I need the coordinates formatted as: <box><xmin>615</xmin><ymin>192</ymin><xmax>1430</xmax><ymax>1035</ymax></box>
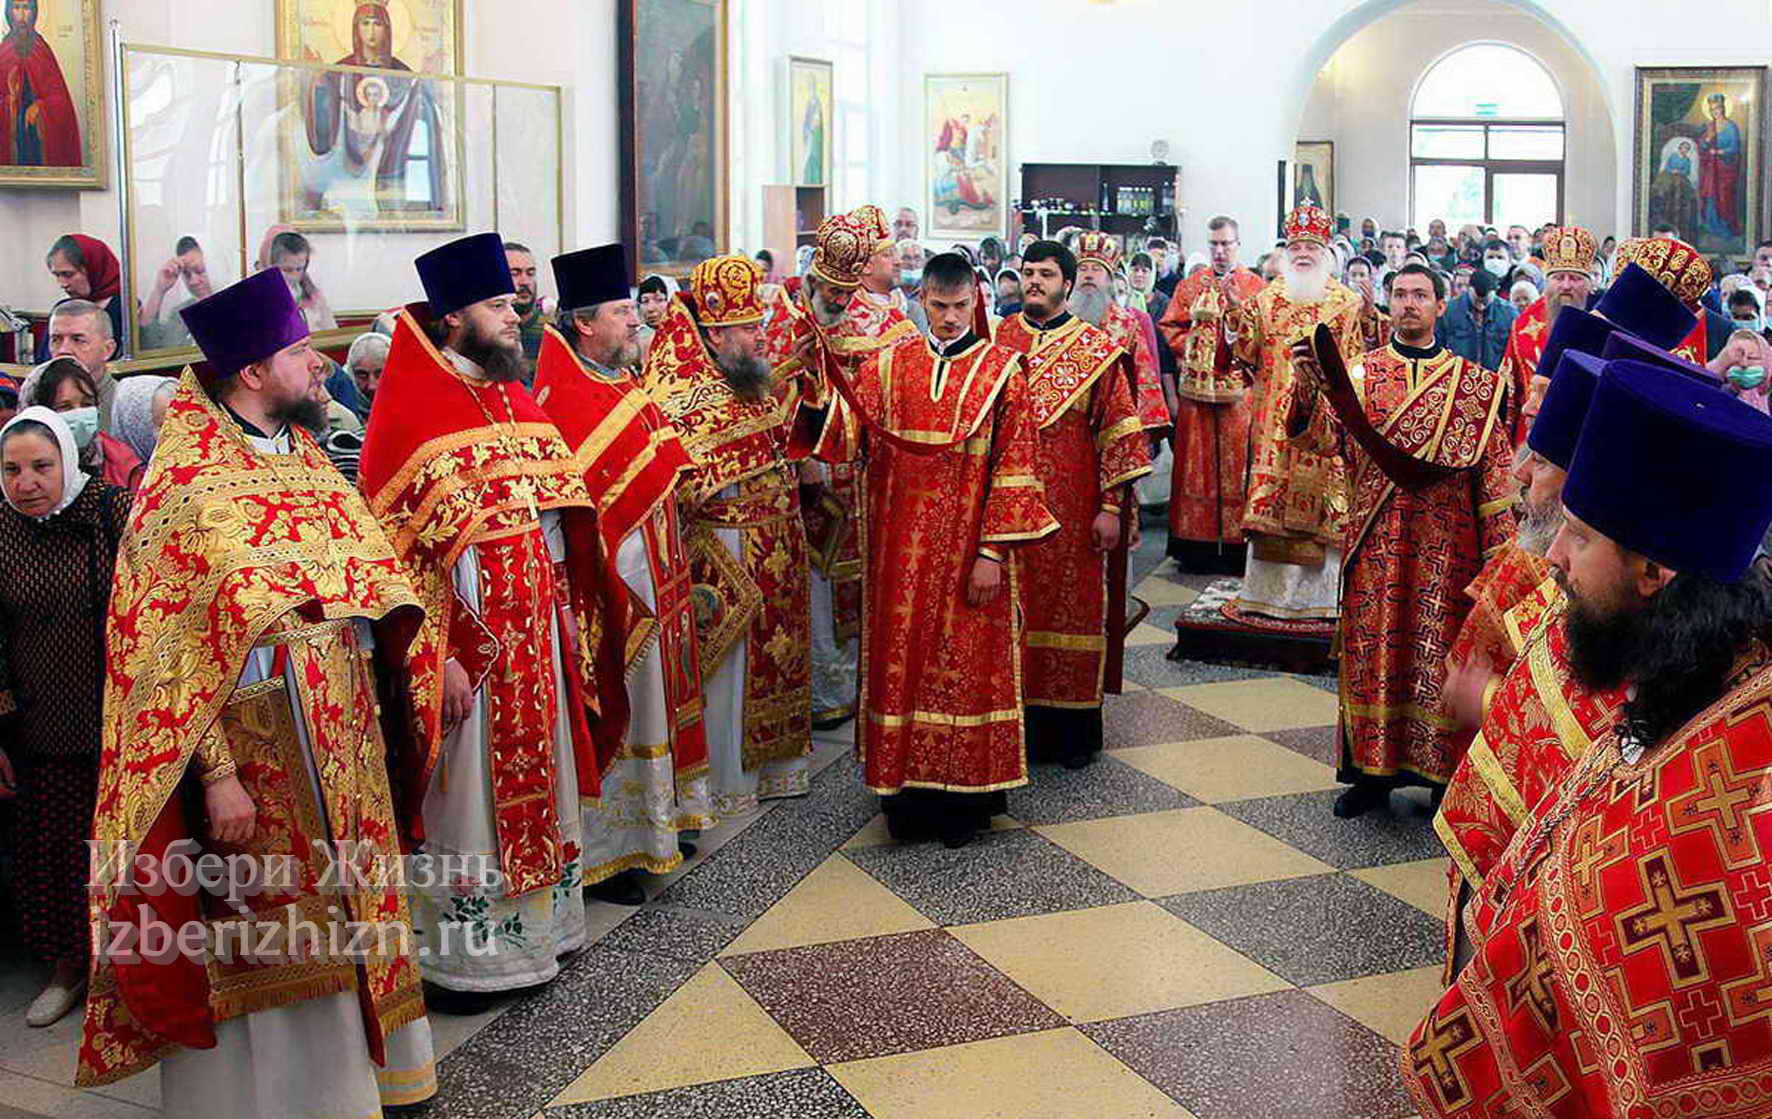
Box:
<box><xmin>644</xmin><ymin>256</ymin><xmax>814</xmax><ymax>817</ymax></box>
<box><xmin>78</xmin><ymin>269</ymin><xmax>436</xmax><ymax>1113</ymax></box>
<box><xmin>533</xmin><ymin>242</ymin><xmax>715</xmax><ymax>905</ymax></box>
<box><xmin>360</xmin><ymin>233</ymin><xmax>621</xmax><ymax>1009</ymax></box>
<box><xmin>995</xmin><ymin>239</ymin><xmax>1152</xmax><ymax>769</ymax></box>
<box><xmin>1223</xmin><ymin>203</ymin><xmax>1366</xmax><ymax>620</ymax></box>
<box><xmin>1071</xmin><ymin>231</ymin><xmax>1171</xmax><ymax>432</ymax></box>
<box><xmin>813</xmin><ymin>251</ymin><xmax>1057</xmax><ymax>846</ymax></box>
<box><xmin>1494</xmin><ymin>225</ymin><xmax>1596</xmax><ymax>442</ymax></box>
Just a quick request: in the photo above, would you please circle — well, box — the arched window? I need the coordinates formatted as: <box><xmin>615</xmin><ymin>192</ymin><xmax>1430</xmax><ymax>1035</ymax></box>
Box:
<box><xmin>1410</xmin><ymin>43</ymin><xmax>1566</xmax><ymax>233</ymax></box>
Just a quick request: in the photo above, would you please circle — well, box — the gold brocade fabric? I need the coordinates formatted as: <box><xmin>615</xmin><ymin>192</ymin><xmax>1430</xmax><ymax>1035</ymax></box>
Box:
<box><xmin>78</xmin><ymin>373</ymin><xmax>424</xmax><ymax>1087</ymax></box>
<box><xmin>1229</xmin><ymin>276</ymin><xmax>1366</xmax><ymax>548</ymax></box>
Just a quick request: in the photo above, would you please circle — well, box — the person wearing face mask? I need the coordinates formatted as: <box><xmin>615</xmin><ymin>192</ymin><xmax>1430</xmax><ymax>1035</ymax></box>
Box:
<box><xmin>1726</xmin><ymin>285</ymin><xmax>1771</xmax><ymax>342</ymax></box>
<box><xmin>27</xmin><ymin>357</ymin><xmax>143</xmax><ymax>489</ymax></box>
<box><xmin>1438</xmin><ymin>265</ymin><xmax>1517</xmax><ymax>371</ymax></box>
<box><xmin>888</xmin><ymin>238</ymin><xmax>927</xmax><ymax>331</ymax></box>
<box><xmin>0</xmin><ymin>407</ymin><xmax>132</xmax><ymax>1029</ymax></box>
<box><xmin>1708</xmin><ymin>324</ymin><xmax>1772</xmax><ymax>414</ymax></box>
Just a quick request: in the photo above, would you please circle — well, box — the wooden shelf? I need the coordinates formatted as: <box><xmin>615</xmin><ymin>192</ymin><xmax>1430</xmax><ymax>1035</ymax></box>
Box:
<box><xmin>1017</xmin><ymin>162</ymin><xmax>1182</xmax><ymax>247</ymax></box>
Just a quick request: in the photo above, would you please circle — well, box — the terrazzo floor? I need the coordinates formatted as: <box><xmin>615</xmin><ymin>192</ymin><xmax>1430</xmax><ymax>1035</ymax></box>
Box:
<box><xmin>0</xmin><ymin>531</ymin><xmax>1447</xmax><ymax>1118</ymax></box>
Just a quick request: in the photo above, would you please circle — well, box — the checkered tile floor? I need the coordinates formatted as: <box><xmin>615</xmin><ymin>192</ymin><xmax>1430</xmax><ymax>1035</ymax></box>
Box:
<box><xmin>0</xmin><ymin>544</ymin><xmax>1444</xmax><ymax>1118</ymax></box>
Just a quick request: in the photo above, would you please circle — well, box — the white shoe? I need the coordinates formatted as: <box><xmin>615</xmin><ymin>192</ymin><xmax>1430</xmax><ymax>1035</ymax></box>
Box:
<box><xmin>25</xmin><ymin>976</ymin><xmax>86</xmax><ymax>1028</ymax></box>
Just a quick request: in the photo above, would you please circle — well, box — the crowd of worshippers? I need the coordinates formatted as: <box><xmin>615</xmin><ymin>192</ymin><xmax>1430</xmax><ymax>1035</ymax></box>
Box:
<box><xmin>3</xmin><ymin>199</ymin><xmax>1772</xmax><ymax>1118</ymax></box>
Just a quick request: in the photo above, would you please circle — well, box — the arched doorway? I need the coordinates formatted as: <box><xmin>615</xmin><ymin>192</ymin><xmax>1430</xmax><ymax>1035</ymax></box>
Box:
<box><xmin>1409</xmin><ymin>43</ymin><xmax>1565</xmax><ymax>230</ymax></box>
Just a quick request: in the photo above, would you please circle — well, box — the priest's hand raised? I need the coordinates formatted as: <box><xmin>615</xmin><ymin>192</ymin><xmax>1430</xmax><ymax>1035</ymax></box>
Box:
<box><xmin>205</xmin><ymin>775</ymin><xmax>258</xmax><ymax>845</ymax></box>
<box><xmin>1288</xmin><ymin>338</ymin><xmax>1325</xmax><ymax>399</ymax></box>
<box><xmin>966</xmin><ymin>555</ymin><xmax>1003</xmax><ymax>607</ymax></box>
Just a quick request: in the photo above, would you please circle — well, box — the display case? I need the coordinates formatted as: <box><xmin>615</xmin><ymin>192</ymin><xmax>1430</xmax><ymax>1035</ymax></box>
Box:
<box><xmin>115</xmin><ymin>43</ymin><xmax>564</xmax><ymax>366</ymax></box>
<box><xmin>1016</xmin><ymin>162</ymin><xmax>1182</xmax><ymax>246</ymax></box>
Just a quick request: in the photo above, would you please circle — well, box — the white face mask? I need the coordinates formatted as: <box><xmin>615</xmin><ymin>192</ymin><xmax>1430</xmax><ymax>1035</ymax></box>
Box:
<box><xmin>1483</xmin><ymin>258</ymin><xmax>1511</xmax><ymax>278</ymax></box>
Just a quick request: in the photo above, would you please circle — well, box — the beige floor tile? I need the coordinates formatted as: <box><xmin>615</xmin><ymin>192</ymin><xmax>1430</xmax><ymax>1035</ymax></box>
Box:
<box><xmin>829</xmin><ymin>1027</ymin><xmax>1197</xmax><ymax>1119</ymax></box>
<box><xmin>1116</xmin><ymin>735</ymin><xmax>1340</xmax><ymax>803</ymax></box>
<box><xmin>549</xmin><ymin>963</ymin><xmax>812</xmax><ymax>1105</ymax></box>
<box><xmin>1306</xmin><ymin>965</ymin><xmax>1446</xmax><ymax>1047</ymax></box>
<box><xmin>1124</xmin><ymin>622</ymin><xmax>1174</xmax><ymax>647</ymax></box>
<box><xmin>1351</xmin><ymin>858</ymin><xmax>1454</xmax><ymax>918</ymax></box>
<box><xmin>1134</xmin><ymin>577</ymin><xmax>1200</xmax><ymax>608</ymax></box>
<box><xmin>1160</xmin><ymin>677</ymin><xmax>1339</xmax><ymax>732</ymax></box>
<box><xmin>841</xmin><ymin>812</ymin><xmax>1022</xmax><ymax>850</ymax></box>
<box><xmin>0</xmin><ymin>1068</ymin><xmax>156</xmax><ymax>1117</ymax></box>
<box><xmin>0</xmin><ymin>999</ymin><xmax>85</xmax><ymax>1085</ymax></box>
<box><xmin>720</xmin><ymin>855</ymin><xmax>935</xmax><ymax>955</ymax></box>
<box><xmin>1037</xmin><ymin>807</ymin><xmax>1333</xmax><ymax>896</ymax></box>
<box><xmin>950</xmin><ymin>901</ymin><xmax>1288</xmax><ymax>1022</ymax></box>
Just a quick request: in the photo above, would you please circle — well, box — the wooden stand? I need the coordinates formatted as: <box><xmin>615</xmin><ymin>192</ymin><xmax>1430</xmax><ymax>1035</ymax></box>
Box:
<box><xmin>763</xmin><ymin>185</ymin><xmax>829</xmax><ymax>274</ymax></box>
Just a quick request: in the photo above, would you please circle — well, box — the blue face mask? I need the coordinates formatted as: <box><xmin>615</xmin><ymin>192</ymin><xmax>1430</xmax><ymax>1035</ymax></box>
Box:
<box><xmin>1729</xmin><ymin>366</ymin><xmax>1766</xmax><ymax>391</ymax></box>
<box><xmin>900</xmin><ymin>269</ymin><xmax>923</xmax><ymax>288</ymax></box>
<box><xmin>1736</xmin><ymin>316</ymin><xmax>1765</xmax><ymax>334</ymax></box>
<box><xmin>60</xmin><ymin>406</ymin><xmax>98</xmax><ymax>451</ymax></box>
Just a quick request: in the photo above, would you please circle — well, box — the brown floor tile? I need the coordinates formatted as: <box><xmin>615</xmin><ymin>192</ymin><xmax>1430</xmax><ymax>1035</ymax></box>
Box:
<box><xmin>1263</xmin><ymin>724</ymin><xmax>1339</xmax><ymax>765</ymax></box>
<box><xmin>720</xmin><ymin>929</ymin><xmax>1064</xmax><ymax>1064</ymax></box>
<box><xmin>1104</xmin><ymin>691</ymin><xmax>1242</xmax><ymax>749</ymax></box>
<box><xmin>1084</xmin><ymin>989</ymin><xmax>1416</xmax><ymax>1119</ymax></box>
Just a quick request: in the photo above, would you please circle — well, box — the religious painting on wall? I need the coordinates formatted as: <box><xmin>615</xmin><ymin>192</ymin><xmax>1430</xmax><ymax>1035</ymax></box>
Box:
<box><xmin>620</xmin><ymin>0</ymin><xmax>727</xmax><ymax>277</ymax></box>
<box><xmin>275</xmin><ymin>0</ymin><xmax>464</xmax><ymax>232</ymax></box>
<box><xmin>925</xmin><ymin>73</ymin><xmax>1007</xmax><ymax>243</ymax></box>
<box><xmin>1634</xmin><ymin>66</ymin><xmax>1766</xmax><ymax>262</ymax></box>
<box><xmin>788</xmin><ymin>55</ymin><xmax>831</xmax><ymax>188</ymax></box>
<box><xmin>0</xmin><ymin>0</ymin><xmax>105</xmax><ymax>189</ymax></box>
<box><xmin>1294</xmin><ymin>140</ymin><xmax>1333</xmax><ymax>219</ymax></box>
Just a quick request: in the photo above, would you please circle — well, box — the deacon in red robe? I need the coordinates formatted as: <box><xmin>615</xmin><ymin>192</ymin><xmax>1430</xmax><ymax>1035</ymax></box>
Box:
<box><xmin>359</xmin><ymin>234</ymin><xmax>619</xmax><ymax>1005</ymax></box>
<box><xmin>1287</xmin><ymin>264</ymin><xmax>1516</xmax><ymax>818</ymax></box>
<box><xmin>813</xmin><ymin>251</ymin><xmax>1056</xmax><ymax>847</ymax></box>
<box><xmin>765</xmin><ymin>205</ymin><xmax>919</xmax><ymax>730</ymax></box>
<box><xmin>532</xmin><ymin>242</ymin><xmax>714</xmax><ymax>905</ymax></box>
<box><xmin>994</xmin><ymin>239</ymin><xmax>1151</xmax><ymax>768</ymax></box>
<box><xmin>644</xmin><ymin>255</ymin><xmax>814</xmax><ymax>817</ymax></box>
<box><xmin>1404</xmin><ymin>360</ymin><xmax>1772</xmax><ymax>1119</ymax></box>
<box><xmin>79</xmin><ymin>270</ymin><xmax>434</xmax><ymax>1112</ymax></box>
<box><xmin>0</xmin><ymin>0</ymin><xmax>81</xmax><ymax>167</ymax></box>
<box><xmin>1158</xmin><ymin>215</ymin><xmax>1265</xmax><ymax>569</ymax></box>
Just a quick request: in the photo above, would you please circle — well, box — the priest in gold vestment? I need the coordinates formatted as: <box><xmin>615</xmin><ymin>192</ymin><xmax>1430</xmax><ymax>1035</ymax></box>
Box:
<box><xmin>1224</xmin><ymin>202</ymin><xmax>1366</xmax><ymax>619</ymax></box>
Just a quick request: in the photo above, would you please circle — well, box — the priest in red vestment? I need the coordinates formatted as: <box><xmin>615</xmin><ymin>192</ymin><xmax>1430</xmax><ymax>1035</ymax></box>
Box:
<box><xmin>359</xmin><ymin>233</ymin><xmax>619</xmax><ymax>1007</ymax></box>
<box><xmin>1159</xmin><ymin>214</ymin><xmax>1265</xmax><ymax>571</ymax></box>
<box><xmin>765</xmin><ymin>206</ymin><xmax>919</xmax><ymax>731</ymax></box>
<box><xmin>79</xmin><ymin>270</ymin><xmax>434</xmax><ymax>1112</ymax></box>
<box><xmin>994</xmin><ymin>239</ymin><xmax>1151</xmax><ymax>769</ymax></box>
<box><xmin>1287</xmin><ymin>264</ymin><xmax>1516</xmax><ymax>817</ymax></box>
<box><xmin>1495</xmin><ymin>226</ymin><xmax>1595</xmax><ymax>443</ymax></box>
<box><xmin>1613</xmin><ymin>234</ymin><xmax>1731</xmax><ymax>364</ymax></box>
<box><xmin>813</xmin><ymin>251</ymin><xmax>1057</xmax><ymax>846</ymax></box>
<box><xmin>643</xmin><ymin>255</ymin><xmax>815</xmax><ymax>817</ymax></box>
<box><xmin>1404</xmin><ymin>359</ymin><xmax>1772</xmax><ymax>1119</ymax></box>
<box><xmin>1071</xmin><ymin>231</ymin><xmax>1170</xmax><ymax>432</ymax></box>
<box><xmin>533</xmin><ymin>242</ymin><xmax>714</xmax><ymax>906</ymax></box>
<box><xmin>0</xmin><ymin>0</ymin><xmax>82</xmax><ymax>167</ymax></box>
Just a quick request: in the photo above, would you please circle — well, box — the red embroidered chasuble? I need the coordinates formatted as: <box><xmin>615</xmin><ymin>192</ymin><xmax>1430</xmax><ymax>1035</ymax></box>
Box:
<box><xmin>1496</xmin><ymin>296</ymin><xmax>1548</xmax><ymax>446</ymax></box>
<box><xmin>994</xmin><ymin>312</ymin><xmax>1152</xmax><ymax>707</ymax></box>
<box><xmin>644</xmin><ymin>295</ymin><xmax>813</xmax><ymax>769</ymax></box>
<box><xmin>79</xmin><ymin>373</ymin><xmax>427</xmax><ymax>1087</ymax></box>
<box><xmin>1160</xmin><ymin>267</ymin><xmax>1266</xmax><ymax>546</ymax></box>
<box><xmin>1228</xmin><ymin>276</ymin><xmax>1366</xmax><ymax>558</ymax></box>
<box><xmin>1435</xmin><ymin>586</ymin><xmax>1628</xmax><ymax>957</ymax></box>
<box><xmin>1295</xmin><ymin>344</ymin><xmax>1516</xmax><ymax>783</ymax></box>
<box><xmin>817</xmin><ymin>334</ymin><xmax>1058</xmax><ymax>793</ymax></box>
<box><xmin>532</xmin><ymin>327</ymin><xmax>709</xmax><ymax>783</ymax></box>
<box><xmin>359</xmin><ymin>309</ymin><xmax>620</xmax><ymax>898</ymax></box>
<box><xmin>1445</xmin><ymin>540</ymin><xmax>1554</xmax><ymax>679</ymax></box>
<box><xmin>1099</xmin><ymin>300</ymin><xmax>1170</xmax><ymax>430</ymax></box>
<box><xmin>1404</xmin><ymin>648</ymin><xmax>1772</xmax><ymax>1119</ymax></box>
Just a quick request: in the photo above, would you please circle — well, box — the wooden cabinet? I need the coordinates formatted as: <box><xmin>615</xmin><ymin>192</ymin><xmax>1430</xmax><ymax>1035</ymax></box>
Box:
<box><xmin>762</xmin><ymin>185</ymin><xmax>829</xmax><ymax>273</ymax></box>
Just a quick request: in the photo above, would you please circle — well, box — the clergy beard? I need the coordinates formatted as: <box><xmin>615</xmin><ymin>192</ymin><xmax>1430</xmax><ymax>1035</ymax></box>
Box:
<box><xmin>1071</xmin><ymin>283</ymin><xmax>1111</xmax><ymax>326</ymax></box>
<box><xmin>608</xmin><ymin>340</ymin><xmax>641</xmax><ymax>372</ymax></box>
<box><xmin>714</xmin><ymin>341</ymin><xmax>773</xmax><ymax>401</ymax></box>
<box><xmin>271</xmin><ymin>393</ymin><xmax>329</xmax><ymax>436</ymax></box>
<box><xmin>458</xmin><ymin>322</ymin><xmax>527</xmax><ymax>383</ymax></box>
<box><xmin>1515</xmin><ymin>494</ymin><xmax>1564</xmax><ymax>556</ymax></box>
<box><xmin>1567</xmin><ymin>572</ymin><xmax>1772</xmax><ymax>748</ymax></box>
<box><xmin>1283</xmin><ymin>253</ymin><xmax>1331</xmax><ymax>304</ymax></box>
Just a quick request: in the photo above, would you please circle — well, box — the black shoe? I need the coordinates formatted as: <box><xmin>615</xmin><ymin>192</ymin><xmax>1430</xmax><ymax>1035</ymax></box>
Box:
<box><xmin>812</xmin><ymin>712</ymin><xmax>855</xmax><ymax>732</ymax></box>
<box><xmin>422</xmin><ymin>983</ymin><xmax>500</xmax><ymax>1017</ymax></box>
<box><xmin>1333</xmin><ymin>783</ymin><xmax>1389</xmax><ymax>819</ymax></box>
<box><xmin>1062</xmin><ymin>750</ymin><xmax>1098</xmax><ymax>771</ymax></box>
<box><xmin>678</xmin><ymin>838</ymin><xmax>698</xmax><ymax>858</ymax></box>
<box><xmin>383</xmin><ymin>1099</ymin><xmax>435</xmax><ymax>1115</ymax></box>
<box><xmin>586</xmin><ymin>871</ymin><xmax>647</xmax><ymax>906</ymax></box>
<box><xmin>939</xmin><ymin>818</ymin><xmax>978</xmax><ymax>849</ymax></box>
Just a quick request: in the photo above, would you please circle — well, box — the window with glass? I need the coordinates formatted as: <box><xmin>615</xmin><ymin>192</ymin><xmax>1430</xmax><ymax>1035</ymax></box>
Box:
<box><xmin>1409</xmin><ymin>44</ymin><xmax>1565</xmax><ymax>231</ymax></box>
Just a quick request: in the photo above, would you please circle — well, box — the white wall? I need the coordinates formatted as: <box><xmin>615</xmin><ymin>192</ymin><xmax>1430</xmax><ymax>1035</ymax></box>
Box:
<box><xmin>892</xmin><ymin>0</ymin><xmax>1772</xmax><ymax>264</ymax></box>
<box><xmin>0</xmin><ymin>0</ymin><xmax>604</xmax><ymax>315</ymax></box>
<box><xmin>1297</xmin><ymin>1</ymin><xmax>1614</xmax><ymax>233</ymax></box>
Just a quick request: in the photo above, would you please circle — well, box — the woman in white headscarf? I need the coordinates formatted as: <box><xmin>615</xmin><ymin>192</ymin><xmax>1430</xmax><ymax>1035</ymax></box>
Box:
<box><xmin>0</xmin><ymin>407</ymin><xmax>133</xmax><ymax>1027</ymax></box>
<box><xmin>109</xmin><ymin>374</ymin><xmax>176</xmax><ymax>464</ymax></box>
